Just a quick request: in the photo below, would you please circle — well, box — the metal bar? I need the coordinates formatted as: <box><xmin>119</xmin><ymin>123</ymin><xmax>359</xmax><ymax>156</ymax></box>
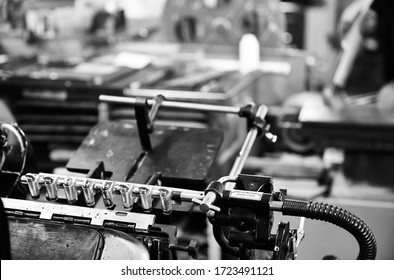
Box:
<box><xmin>229</xmin><ymin>129</ymin><xmax>259</xmax><ymax>178</ymax></box>
<box><xmin>134</xmin><ymin>99</ymin><xmax>152</xmax><ymax>150</ymax></box>
<box><xmin>21</xmin><ymin>173</ymin><xmax>205</xmax><ymax>202</ymax></box>
<box><xmin>99</xmin><ymin>95</ymin><xmax>241</xmax><ymax>115</ymax></box>
<box><xmin>227</xmin><ymin>105</ymin><xmax>268</xmax><ymax>187</ymax></box>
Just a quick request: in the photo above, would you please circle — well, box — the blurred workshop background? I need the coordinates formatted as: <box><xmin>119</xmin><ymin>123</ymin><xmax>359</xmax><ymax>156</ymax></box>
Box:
<box><xmin>0</xmin><ymin>0</ymin><xmax>393</xmax><ymax>260</ymax></box>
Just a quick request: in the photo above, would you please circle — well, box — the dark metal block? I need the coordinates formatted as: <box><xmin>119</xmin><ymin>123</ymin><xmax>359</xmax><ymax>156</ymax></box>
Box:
<box><xmin>67</xmin><ymin>121</ymin><xmax>223</xmax><ymax>190</ymax></box>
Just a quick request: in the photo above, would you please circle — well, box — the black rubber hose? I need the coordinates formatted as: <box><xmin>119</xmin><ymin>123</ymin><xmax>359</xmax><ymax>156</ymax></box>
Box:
<box><xmin>212</xmin><ymin>224</ymin><xmax>239</xmax><ymax>256</ymax></box>
<box><xmin>282</xmin><ymin>199</ymin><xmax>377</xmax><ymax>260</ymax></box>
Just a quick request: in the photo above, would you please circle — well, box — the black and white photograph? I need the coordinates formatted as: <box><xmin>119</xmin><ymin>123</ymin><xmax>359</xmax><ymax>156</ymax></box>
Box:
<box><xmin>0</xmin><ymin>0</ymin><xmax>393</xmax><ymax>278</ymax></box>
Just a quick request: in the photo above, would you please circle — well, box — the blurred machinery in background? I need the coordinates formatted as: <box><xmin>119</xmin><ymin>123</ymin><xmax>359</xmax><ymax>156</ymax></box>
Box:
<box><xmin>295</xmin><ymin>0</ymin><xmax>394</xmax><ymax>189</ymax></box>
<box><xmin>161</xmin><ymin>0</ymin><xmax>284</xmax><ymax>47</ymax></box>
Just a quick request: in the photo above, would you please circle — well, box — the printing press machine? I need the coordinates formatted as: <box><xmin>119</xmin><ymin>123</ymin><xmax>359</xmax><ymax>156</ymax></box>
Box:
<box><xmin>0</xmin><ymin>95</ymin><xmax>377</xmax><ymax>260</ymax></box>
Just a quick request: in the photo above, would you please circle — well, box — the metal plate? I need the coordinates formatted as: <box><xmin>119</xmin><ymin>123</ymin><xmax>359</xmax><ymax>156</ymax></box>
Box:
<box><xmin>3</xmin><ymin>198</ymin><xmax>155</xmax><ymax>231</ymax></box>
<box><xmin>66</xmin><ymin>121</ymin><xmax>223</xmax><ymax>189</ymax></box>
<box><xmin>8</xmin><ymin>216</ymin><xmax>104</xmax><ymax>260</ymax></box>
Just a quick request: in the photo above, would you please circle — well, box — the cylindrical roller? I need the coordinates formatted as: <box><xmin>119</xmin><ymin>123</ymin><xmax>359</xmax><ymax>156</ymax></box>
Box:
<box><xmin>119</xmin><ymin>185</ymin><xmax>134</xmax><ymax>210</ymax></box>
<box><xmin>139</xmin><ymin>187</ymin><xmax>153</xmax><ymax>213</ymax></box>
<box><xmin>159</xmin><ymin>188</ymin><xmax>172</xmax><ymax>215</ymax></box>
<box><xmin>26</xmin><ymin>174</ymin><xmax>40</xmax><ymax>198</ymax></box>
<box><xmin>82</xmin><ymin>180</ymin><xmax>96</xmax><ymax>207</ymax></box>
<box><xmin>43</xmin><ymin>176</ymin><xmax>58</xmax><ymax>201</ymax></box>
<box><xmin>63</xmin><ymin>178</ymin><xmax>78</xmax><ymax>204</ymax></box>
<box><xmin>101</xmin><ymin>181</ymin><xmax>115</xmax><ymax>208</ymax></box>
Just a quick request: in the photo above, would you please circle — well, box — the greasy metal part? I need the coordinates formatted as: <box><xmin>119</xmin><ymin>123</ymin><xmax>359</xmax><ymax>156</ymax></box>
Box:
<box><xmin>99</xmin><ymin>95</ymin><xmax>241</xmax><ymax>115</ymax></box>
<box><xmin>2</xmin><ymin>197</ymin><xmax>155</xmax><ymax>231</ymax></box>
<box><xmin>26</xmin><ymin>173</ymin><xmax>40</xmax><ymax>198</ymax></box>
<box><xmin>43</xmin><ymin>176</ymin><xmax>58</xmax><ymax>201</ymax></box>
<box><xmin>159</xmin><ymin>188</ymin><xmax>172</xmax><ymax>215</ymax></box>
<box><xmin>63</xmin><ymin>178</ymin><xmax>78</xmax><ymax>204</ymax></box>
<box><xmin>119</xmin><ymin>184</ymin><xmax>134</xmax><ymax>210</ymax></box>
<box><xmin>102</xmin><ymin>181</ymin><xmax>115</xmax><ymax>208</ymax></box>
<box><xmin>82</xmin><ymin>179</ymin><xmax>96</xmax><ymax>207</ymax></box>
<box><xmin>139</xmin><ymin>187</ymin><xmax>153</xmax><ymax>213</ymax></box>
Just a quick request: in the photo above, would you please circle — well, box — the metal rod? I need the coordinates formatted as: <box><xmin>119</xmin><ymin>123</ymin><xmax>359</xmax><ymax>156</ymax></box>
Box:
<box><xmin>226</xmin><ymin>105</ymin><xmax>268</xmax><ymax>189</ymax></box>
<box><xmin>21</xmin><ymin>173</ymin><xmax>205</xmax><ymax>202</ymax></box>
<box><xmin>200</xmin><ymin>105</ymin><xmax>267</xmax><ymax>210</ymax></box>
<box><xmin>99</xmin><ymin>95</ymin><xmax>241</xmax><ymax>115</ymax></box>
<box><xmin>228</xmin><ymin>129</ymin><xmax>258</xmax><ymax>177</ymax></box>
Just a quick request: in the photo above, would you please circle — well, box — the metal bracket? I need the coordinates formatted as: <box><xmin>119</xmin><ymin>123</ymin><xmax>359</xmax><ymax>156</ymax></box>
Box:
<box><xmin>134</xmin><ymin>95</ymin><xmax>165</xmax><ymax>151</ymax></box>
<box><xmin>169</xmin><ymin>240</ymin><xmax>199</xmax><ymax>259</ymax></box>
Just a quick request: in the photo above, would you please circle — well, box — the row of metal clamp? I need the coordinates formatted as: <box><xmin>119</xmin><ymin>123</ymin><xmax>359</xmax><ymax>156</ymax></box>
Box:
<box><xmin>22</xmin><ymin>173</ymin><xmax>175</xmax><ymax>214</ymax></box>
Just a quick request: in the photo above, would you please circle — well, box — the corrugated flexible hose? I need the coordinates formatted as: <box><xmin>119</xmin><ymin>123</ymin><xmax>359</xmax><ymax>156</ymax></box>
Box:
<box><xmin>282</xmin><ymin>199</ymin><xmax>377</xmax><ymax>260</ymax></box>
